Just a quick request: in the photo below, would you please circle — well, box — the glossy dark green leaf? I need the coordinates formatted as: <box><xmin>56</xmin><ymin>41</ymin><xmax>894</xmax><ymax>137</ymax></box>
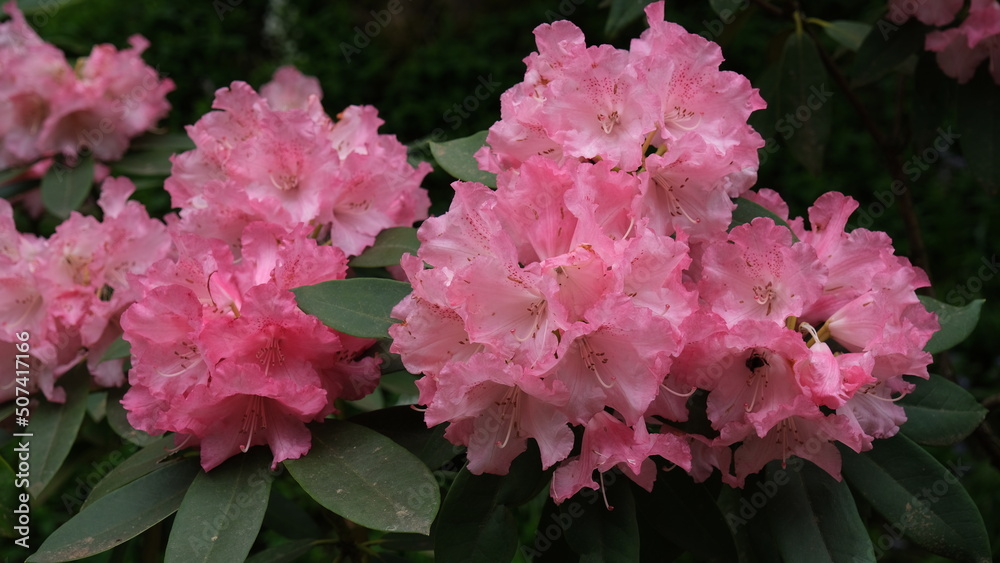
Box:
<box><xmin>110</xmin><ymin>149</ymin><xmax>174</xmax><ymax>176</ymax></box>
<box><xmin>27</xmin><ymin>368</ymin><xmax>89</xmax><ymax>496</ymax></box>
<box><xmin>822</xmin><ymin>20</ymin><xmax>872</xmax><ymax>52</ymax></box>
<box><xmin>435</xmin><ymin>467</ymin><xmax>518</xmax><ymax>563</ymax></box>
<box><xmin>27</xmin><ymin>458</ymin><xmax>200</xmax><ymax>563</ymax></box>
<box><xmin>104</xmin><ymin>386</ymin><xmax>159</xmax><ymax>447</ymax></box>
<box><xmin>634</xmin><ymin>468</ymin><xmax>736</xmax><ymax>561</ymax></box>
<box><xmin>40</xmin><ymin>154</ymin><xmax>94</xmax><ymax>219</ymax></box>
<box><xmin>244</xmin><ymin>539</ymin><xmax>318</xmax><ymax>563</ymax></box>
<box><xmin>166</xmin><ymin>448</ymin><xmax>274</xmax><ymax>563</ymax></box>
<box><xmin>429</xmin><ymin>131</ymin><xmax>497</xmax><ymax>188</ymax></box>
<box><xmin>350</xmin><ymin>405</ymin><xmax>457</xmax><ymax>470</ymax></box>
<box><xmin>285</xmin><ymin>420</ymin><xmax>439</xmax><ymax>534</ymax></box>
<box><xmin>918</xmin><ymin>296</ymin><xmax>984</xmax><ymax>354</ymax></box>
<box><xmin>349</xmin><ymin>227</ymin><xmax>420</xmax><ymax>268</ymax></box>
<box><xmin>604</xmin><ymin>0</ymin><xmax>653</xmax><ymax>38</ymax></box>
<box><xmin>99</xmin><ymin>336</ymin><xmax>131</xmax><ymax>362</ymax></box>
<box><xmin>852</xmin><ymin>19</ymin><xmax>925</xmax><ymax>86</ymax></box>
<box><xmin>900</xmin><ymin>374</ymin><xmax>987</xmax><ymax>446</ymax></box>
<box><xmin>563</xmin><ymin>473</ymin><xmax>639</xmax><ymax>563</ymax></box>
<box><xmin>957</xmin><ymin>69</ymin><xmax>1000</xmax><ymax>189</ymax></box>
<box><xmin>776</xmin><ymin>33</ymin><xmax>831</xmax><ymax>175</ymax></box>
<box><xmin>761</xmin><ymin>460</ymin><xmax>874</xmax><ymax>562</ymax></box>
<box><xmin>81</xmin><ymin>435</ymin><xmax>178</xmax><ymax>510</ymax></box>
<box><xmin>292</xmin><ymin>277</ymin><xmax>412</xmax><ymax>338</ymax></box>
<box><xmin>730</xmin><ymin>197</ymin><xmax>799</xmax><ymax>242</ymax></box>
<box><xmin>839</xmin><ymin>434</ymin><xmax>991</xmax><ymax>562</ymax></box>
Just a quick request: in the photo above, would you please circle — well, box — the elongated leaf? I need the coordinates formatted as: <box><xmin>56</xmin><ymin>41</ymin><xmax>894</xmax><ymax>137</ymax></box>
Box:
<box><xmin>110</xmin><ymin>150</ymin><xmax>174</xmax><ymax>176</ymax></box>
<box><xmin>776</xmin><ymin>33</ymin><xmax>832</xmax><ymax>175</ymax></box>
<box><xmin>730</xmin><ymin>197</ymin><xmax>799</xmax><ymax>242</ymax></box>
<box><xmin>27</xmin><ymin>368</ymin><xmax>89</xmax><ymax>496</ymax></box>
<box><xmin>823</xmin><ymin>20</ymin><xmax>872</xmax><ymax>52</ymax></box>
<box><xmin>633</xmin><ymin>468</ymin><xmax>736</xmax><ymax>561</ymax></box>
<box><xmin>292</xmin><ymin>278</ymin><xmax>412</xmax><ymax>338</ymax></box>
<box><xmin>563</xmin><ymin>474</ymin><xmax>639</xmax><ymax>563</ymax></box>
<box><xmin>429</xmin><ymin>131</ymin><xmax>497</xmax><ymax>187</ymax></box>
<box><xmin>605</xmin><ymin>0</ymin><xmax>653</xmax><ymax>37</ymax></box>
<box><xmin>761</xmin><ymin>461</ymin><xmax>874</xmax><ymax>562</ymax></box>
<box><xmin>40</xmin><ymin>155</ymin><xmax>94</xmax><ymax>219</ymax></box>
<box><xmin>349</xmin><ymin>227</ymin><xmax>420</xmax><ymax>268</ymax></box>
<box><xmin>839</xmin><ymin>435</ymin><xmax>991</xmax><ymax>562</ymax></box>
<box><xmin>99</xmin><ymin>336</ymin><xmax>131</xmax><ymax>362</ymax></box>
<box><xmin>81</xmin><ymin>435</ymin><xmax>178</xmax><ymax>510</ymax></box>
<box><xmin>166</xmin><ymin>448</ymin><xmax>274</xmax><ymax>563</ymax></box>
<box><xmin>852</xmin><ymin>19</ymin><xmax>925</xmax><ymax>86</ymax></box>
<box><xmin>245</xmin><ymin>539</ymin><xmax>318</xmax><ymax>563</ymax></box>
<box><xmin>27</xmin><ymin>459</ymin><xmax>200</xmax><ymax>563</ymax></box>
<box><xmin>436</xmin><ymin>468</ymin><xmax>518</xmax><ymax>563</ymax></box>
<box><xmin>0</xmin><ymin>165</ymin><xmax>27</xmax><ymax>184</ymax></box>
<box><xmin>957</xmin><ymin>70</ymin><xmax>1000</xmax><ymax>189</ymax></box>
<box><xmin>918</xmin><ymin>296</ymin><xmax>984</xmax><ymax>354</ymax></box>
<box><xmin>350</xmin><ymin>405</ymin><xmax>457</xmax><ymax>470</ymax></box>
<box><xmin>900</xmin><ymin>374</ymin><xmax>987</xmax><ymax>446</ymax></box>
<box><xmin>285</xmin><ymin>420</ymin><xmax>439</xmax><ymax>534</ymax></box>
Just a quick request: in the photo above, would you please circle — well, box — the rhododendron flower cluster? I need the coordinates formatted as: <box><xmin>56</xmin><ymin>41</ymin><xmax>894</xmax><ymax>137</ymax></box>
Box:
<box><xmin>0</xmin><ymin>1</ymin><xmax>174</xmax><ymax>168</ymax></box>
<box><xmin>121</xmin><ymin>67</ymin><xmax>430</xmax><ymax>470</ymax></box>
<box><xmin>0</xmin><ymin>178</ymin><xmax>171</xmax><ymax>402</ymax></box>
<box><xmin>165</xmin><ymin>66</ymin><xmax>432</xmax><ymax>256</ymax></box>
<box><xmin>391</xmin><ymin>2</ymin><xmax>939</xmax><ymax>503</ymax></box>
<box><xmin>889</xmin><ymin>0</ymin><xmax>1000</xmax><ymax>84</ymax></box>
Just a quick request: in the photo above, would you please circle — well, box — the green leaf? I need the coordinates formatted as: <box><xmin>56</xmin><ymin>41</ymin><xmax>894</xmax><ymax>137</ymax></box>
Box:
<box><xmin>285</xmin><ymin>420</ymin><xmax>439</xmax><ymax>534</ymax></box>
<box><xmin>292</xmin><ymin>278</ymin><xmax>412</xmax><ymax>338</ymax></box>
<box><xmin>957</xmin><ymin>69</ymin><xmax>1000</xmax><ymax>190</ymax></box>
<box><xmin>822</xmin><ymin>20</ymin><xmax>872</xmax><ymax>52</ymax></box>
<box><xmin>245</xmin><ymin>539</ymin><xmax>318</xmax><ymax>563</ymax></box>
<box><xmin>776</xmin><ymin>33</ymin><xmax>832</xmax><ymax>175</ymax></box>
<box><xmin>110</xmin><ymin>149</ymin><xmax>175</xmax><ymax>177</ymax></box>
<box><xmin>40</xmin><ymin>154</ymin><xmax>94</xmax><ymax>219</ymax></box>
<box><xmin>350</xmin><ymin>405</ymin><xmax>457</xmax><ymax>470</ymax></box>
<box><xmin>166</xmin><ymin>448</ymin><xmax>274</xmax><ymax>563</ymax></box>
<box><xmin>104</xmin><ymin>386</ymin><xmax>159</xmax><ymax>447</ymax></box>
<box><xmin>349</xmin><ymin>227</ymin><xmax>420</xmax><ymax>268</ymax></box>
<box><xmin>127</xmin><ymin>132</ymin><xmax>196</xmax><ymax>152</ymax></box>
<box><xmin>563</xmin><ymin>473</ymin><xmax>639</xmax><ymax>563</ymax></box>
<box><xmin>852</xmin><ymin>19</ymin><xmax>925</xmax><ymax>86</ymax></box>
<box><xmin>435</xmin><ymin>468</ymin><xmax>518</xmax><ymax>563</ymax></box>
<box><xmin>633</xmin><ymin>468</ymin><xmax>736</xmax><ymax>561</ymax></box>
<box><xmin>918</xmin><ymin>296</ymin><xmax>984</xmax><ymax>354</ymax></box>
<box><xmin>730</xmin><ymin>197</ymin><xmax>800</xmax><ymax>242</ymax></box>
<box><xmin>27</xmin><ymin>458</ymin><xmax>200</xmax><ymax>563</ymax></box>
<box><xmin>760</xmin><ymin>460</ymin><xmax>874</xmax><ymax>563</ymax></box>
<box><xmin>99</xmin><ymin>336</ymin><xmax>131</xmax><ymax>363</ymax></box>
<box><xmin>839</xmin><ymin>434</ymin><xmax>991</xmax><ymax>562</ymax></box>
<box><xmin>82</xmin><ymin>435</ymin><xmax>179</xmax><ymax>510</ymax></box>
<box><xmin>0</xmin><ymin>457</ymin><xmax>18</xmax><ymax>537</ymax></box>
<box><xmin>604</xmin><ymin>0</ymin><xmax>653</xmax><ymax>38</ymax></box>
<box><xmin>27</xmin><ymin>368</ymin><xmax>89</xmax><ymax>496</ymax></box>
<box><xmin>900</xmin><ymin>374</ymin><xmax>988</xmax><ymax>446</ymax></box>
<box><xmin>16</xmin><ymin>0</ymin><xmax>80</xmax><ymax>13</ymax></box>
<box><xmin>0</xmin><ymin>165</ymin><xmax>28</xmax><ymax>185</ymax></box>
<box><xmin>429</xmin><ymin>131</ymin><xmax>497</xmax><ymax>188</ymax></box>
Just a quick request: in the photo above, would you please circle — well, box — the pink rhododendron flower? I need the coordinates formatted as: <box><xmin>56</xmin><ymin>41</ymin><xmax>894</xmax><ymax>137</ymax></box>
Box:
<box><xmin>887</xmin><ymin>0</ymin><xmax>964</xmax><ymax>26</ymax></box>
<box><xmin>167</xmin><ymin>69</ymin><xmax>431</xmax><ymax>256</ymax></box>
<box><xmin>0</xmin><ymin>178</ymin><xmax>170</xmax><ymax>401</ymax></box>
<box><xmin>122</xmin><ymin>222</ymin><xmax>380</xmax><ymax>470</ymax></box>
<box><xmin>925</xmin><ymin>0</ymin><xmax>1000</xmax><ymax>84</ymax></box>
<box><xmin>0</xmin><ymin>2</ymin><xmax>173</xmax><ymax>166</ymax></box>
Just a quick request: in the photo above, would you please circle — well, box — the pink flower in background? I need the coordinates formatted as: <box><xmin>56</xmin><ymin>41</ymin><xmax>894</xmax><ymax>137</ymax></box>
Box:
<box><xmin>925</xmin><ymin>0</ymin><xmax>1000</xmax><ymax>84</ymax></box>
<box><xmin>887</xmin><ymin>0</ymin><xmax>964</xmax><ymax>26</ymax></box>
<box><xmin>0</xmin><ymin>2</ymin><xmax>173</xmax><ymax>166</ymax></box>
<box><xmin>167</xmin><ymin>69</ymin><xmax>431</xmax><ymax>256</ymax></box>
<box><xmin>122</xmin><ymin>222</ymin><xmax>380</xmax><ymax>470</ymax></box>
<box><xmin>0</xmin><ymin>178</ymin><xmax>170</xmax><ymax>401</ymax></box>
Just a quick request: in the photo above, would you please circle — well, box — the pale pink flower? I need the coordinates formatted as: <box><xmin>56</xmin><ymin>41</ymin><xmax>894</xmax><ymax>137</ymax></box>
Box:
<box><xmin>926</xmin><ymin>0</ymin><xmax>1000</xmax><ymax>84</ymax></box>
<box><xmin>887</xmin><ymin>0</ymin><xmax>964</xmax><ymax>26</ymax></box>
